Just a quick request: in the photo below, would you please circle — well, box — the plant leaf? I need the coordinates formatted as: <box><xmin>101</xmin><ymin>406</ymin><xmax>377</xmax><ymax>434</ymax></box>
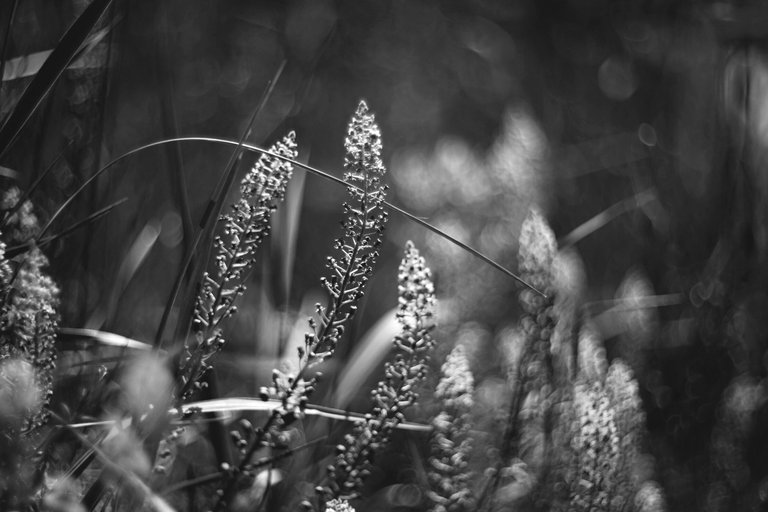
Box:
<box><xmin>180</xmin><ymin>398</ymin><xmax>431</xmax><ymax>432</ymax></box>
<box><xmin>58</xmin><ymin>327</ymin><xmax>155</xmax><ymax>351</ymax></box>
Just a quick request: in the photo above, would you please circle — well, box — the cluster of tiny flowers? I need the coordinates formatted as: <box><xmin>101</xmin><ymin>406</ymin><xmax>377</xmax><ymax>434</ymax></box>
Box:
<box><xmin>516</xmin><ymin>208</ymin><xmax>558</xmax><ymax>390</ymax></box>
<box><xmin>605</xmin><ymin>360</ymin><xmax>645</xmax><ymax>484</ymax></box>
<box><xmin>428</xmin><ymin>344</ymin><xmax>475</xmax><ymax>512</ymax></box>
<box><xmin>0</xmin><ymin>187</ymin><xmax>38</xmax><ymax>243</ymax></box>
<box><xmin>325</xmin><ymin>498</ymin><xmax>355</xmax><ymax>512</ymax></box>
<box><xmin>301</xmin><ymin>100</ymin><xmax>388</xmax><ymax>368</ymax></box>
<box><xmin>182</xmin><ymin>132</ymin><xmax>297</xmax><ymax>397</ymax></box>
<box><xmin>266</xmin><ymin>101</ymin><xmax>389</xmax><ymax>420</ymax></box>
<box><xmin>550</xmin><ymin>330</ymin><xmax>660</xmax><ymax>512</ymax></box>
<box><xmin>567</xmin><ymin>382</ymin><xmax>621</xmax><ymax>512</ymax></box>
<box><xmin>324</xmin><ymin>242</ymin><xmax>435</xmax><ymax>501</ymax></box>
<box><xmin>2</xmin><ymin>247</ymin><xmax>59</xmax><ymax>431</ymax></box>
<box><xmin>0</xmin><ymin>190</ymin><xmax>59</xmax><ymax>432</ymax></box>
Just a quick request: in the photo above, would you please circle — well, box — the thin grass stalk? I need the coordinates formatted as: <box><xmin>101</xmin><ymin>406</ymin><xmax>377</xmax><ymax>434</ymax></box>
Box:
<box><xmin>57</xmin><ymin>137</ymin><xmax>545</xmax><ymax>297</ymax></box>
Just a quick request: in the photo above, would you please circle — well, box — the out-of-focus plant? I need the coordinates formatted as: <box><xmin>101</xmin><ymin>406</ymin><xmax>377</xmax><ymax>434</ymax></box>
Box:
<box><xmin>0</xmin><ymin>188</ymin><xmax>59</xmax><ymax>432</ymax></box>
<box><xmin>0</xmin><ymin>189</ymin><xmax>60</xmax><ymax>509</ymax></box>
<box><xmin>427</xmin><ymin>343</ymin><xmax>475</xmax><ymax>512</ymax></box>
<box><xmin>324</xmin><ymin>498</ymin><xmax>355</xmax><ymax>512</ymax></box>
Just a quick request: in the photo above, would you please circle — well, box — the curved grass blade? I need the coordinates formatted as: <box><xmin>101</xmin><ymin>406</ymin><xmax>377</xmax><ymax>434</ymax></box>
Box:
<box><xmin>180</xmin><ymin>398</ymin><xmax>432</xmax><ymax>432</ymax></box>
<box><xmin>0</xmin><ymin>0</ymin><xmax>113</xmax><ymax>160</ymax></box>
<box><xmin>559</xmin><ymin>189</ymin><xmax>655</xmax><ymax>248</ymax></box>
<box><xmin>50</xmin><ymin>137</ymin><xmax>546</xmax><ymax>297</ymax></box>
<box><xmin>57</xmin><ymin>398</ymin><xmax>432</xmax><ymax>434</ymax></box>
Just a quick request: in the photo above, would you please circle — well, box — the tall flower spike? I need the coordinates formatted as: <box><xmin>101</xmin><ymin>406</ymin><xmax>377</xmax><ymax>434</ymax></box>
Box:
<box><xmin>303</xmin><ymin>100</ymin><xmax>388</xmax><ymax>366</ymax></box>
<box><xmin>428</xmin><ymin>344</ymin><xmax>475</xmax><ymax>512</ymax></box>
<box><xmin>267</xmin><ymin>101</ymin><xmax>388</xmax><ymax>418</ymax></box>
<box><xmin>181</xmin><ymin>132</ymin><xmax>297</xmax><ymax>397</ymax></box>
<box><xmin>324</xmin><ymin>241</ymin><xmax>436</xmax><ymax>501</ymax></box>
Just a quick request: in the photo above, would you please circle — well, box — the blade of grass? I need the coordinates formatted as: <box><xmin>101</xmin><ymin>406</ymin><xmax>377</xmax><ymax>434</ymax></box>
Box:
<box><xmin>331</xmin><ymin>308</ymin><xmax>400</xmax><ymax>409</ymax></box>
<box><xmin>180</xmin><ymin>397</ymin><xmax>432</xmax><ymax>432</ymax></box>
<box><xmin>584</xmin><ymin>293</ymin><xmax>685</xmax><ymax>315</ymax></box>
<box><xmin>0</xmin><ymin>0</ymin><xmax>113</xmax><ymax>160</ymax></box>
<box><xmin>58</xmin><ymin>327</ymin><xmax>155</xmax><ymax>351</ymax></box>
<box><xmin>65</xmin><ymin>137</ymin><xmax>545</xmax><ymax>297</ymax></box>
<box><xmin>85</xmin><ymin>218</ymin><xmax>160</xmax><ymax>329</ymax></box>
<box><xmin>559</xmin><ymin>189</ymin><xmax>655</xmax><ymax>248</ymax></box>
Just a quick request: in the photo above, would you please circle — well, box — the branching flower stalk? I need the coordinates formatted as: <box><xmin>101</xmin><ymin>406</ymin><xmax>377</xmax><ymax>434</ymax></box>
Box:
<box><xmin>427</xmin><ymin>344</ymin><xmax>475</xmax><ymax>512</ymax></box>
<box><xmin>321</xmin><ymin>241</ymin><xmax>436</xmax><ymax>502</ymax></box>
<box><xmin>178</xmin><ymin>132</ymin><xmax>297</xmax><ymax>399</ymax></box>
<box><xmin>214</xmin><ymin>101</ymin><xmax>388</xmax><ymax>511</ymax></box>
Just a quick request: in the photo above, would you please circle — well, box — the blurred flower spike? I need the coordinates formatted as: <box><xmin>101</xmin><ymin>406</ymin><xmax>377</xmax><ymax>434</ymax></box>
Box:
<box><xmin>428</xmin><ymin>344</ymin><xmax>475</xmax><ymax>512</ymax></box>
<box><xmin>518</xmin><ymin>208</ymin><xmax>557</xmax><ymax>311</ymax></box>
